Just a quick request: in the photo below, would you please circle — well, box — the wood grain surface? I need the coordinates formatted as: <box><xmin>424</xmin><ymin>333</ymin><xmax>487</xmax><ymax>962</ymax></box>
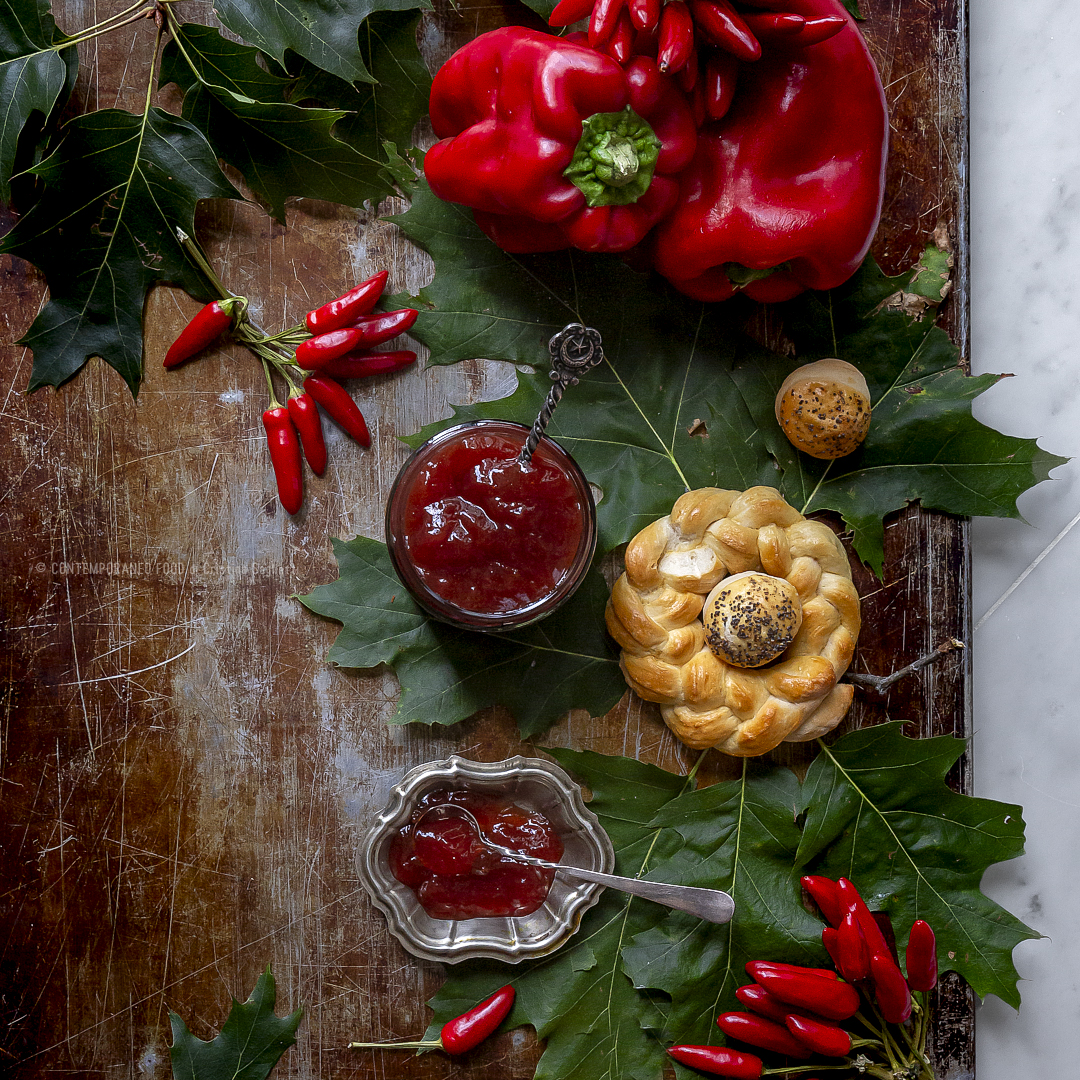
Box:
<box><xmin>0</xmin><ymin>0</ymin><xmax>971</xmax><ymax>1076</ymax></box>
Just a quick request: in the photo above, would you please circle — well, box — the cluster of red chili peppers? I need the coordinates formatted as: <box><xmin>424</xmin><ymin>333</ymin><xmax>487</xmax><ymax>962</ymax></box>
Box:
<box><xmin>163</xmin><ymin>232</ymin><xmax>417</xmax><ymax>514</ymax></box>
<box><xmin>423</xmin><ymin>0</ymin><xmax>888</xmax><ymax>303</ymax></box>
<box><xmin>667</xmin><ymin>876</ymin><xmax>939</xmax><ymax>1079</ymax></box>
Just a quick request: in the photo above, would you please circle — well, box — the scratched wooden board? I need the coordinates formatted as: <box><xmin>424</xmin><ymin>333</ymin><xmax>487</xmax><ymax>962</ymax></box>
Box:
<box><xmin>0</xmin><ymin>0</ymin><xmax>971</xmax><ymax>1077</ymax></box>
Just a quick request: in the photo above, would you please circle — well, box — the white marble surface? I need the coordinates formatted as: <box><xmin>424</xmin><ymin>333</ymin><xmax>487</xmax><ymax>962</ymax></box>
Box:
<box><xmin>970</xmin><ymin>1</ymin><xmax>1079</xmax><ymax>1075</ymax></box>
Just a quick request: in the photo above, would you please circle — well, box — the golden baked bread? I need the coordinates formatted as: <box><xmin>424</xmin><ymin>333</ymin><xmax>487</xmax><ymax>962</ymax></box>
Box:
<box><xmin>605</xmin><ymin>486</ymin><xmax>860</xmax><ymax>756</ymax></box>
<box><xmin>774</xmin><ymin>358</ymin><xmax>871</xmax><ymax>459</ymax></box>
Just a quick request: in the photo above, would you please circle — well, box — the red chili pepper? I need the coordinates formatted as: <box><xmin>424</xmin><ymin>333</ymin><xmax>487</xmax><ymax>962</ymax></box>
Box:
<box><xmin>870</xmin><ymin>953</ymin><xmax>912</xmax><ymax>1024</ymax></box>
<box><xmin>821</xmin><ymin>927</ymin><xmax>843</xmax><ymax>972</ymax></box>
<box><xmin>801</xmin><ymin>875</ymin><xmax>842</xmax><ymax>926</ymax></box>
<box><xmin>440</xmin><ymin>985</ymin><xmax>516</xmax><ymax>1053</ymax></box>
<box><xmin>836</xmin><ymin>879</ymin><xmax>892</xmax><ymax>960</ymax></box>
<box><xmin>667</xmin><ymin>1044</ymin><xmax>763</xmax><ymax>1078</ymax></box>
<box><xmin>837</xmin><ymin>910</ymin><xmax>871</xmax><ymax>983</ymax></box>
<box><xmin>704</xmin><ymin>50</ymin><xmax>738</xmax><ymax>120</ymax></box>
<box><xmin>427</xmin><ymin>30</ymin><xmax>697</xmax><ymax>256</ymax></box>
<box><xmin>688</xmin><ymin>0</ymin><xmax>761</xmax><ymax>61</ymax></box>
<box><xmin>349</xmin><ymin>985</ymin><xmax>515</xmax><ymax>1055</ymax></box>
<box><xmin>628</xmin><ymin>0</ymin><xmax>661</xmax><ymax>33</ymax></box>
<box><xmin>550</xmin><ymin>0</ymin><xmax>595</xmax><ymax>25</ymax></box>
<box><xmin>305</xmin><ymin>270</ymin><xmax>388</xmax><ymax>335</ymax></box>
<box><xmin>163</xmin><ymin>296</ymin><xmax>246</xmax><ymax>368</ymax></box>
<box><xmin>743</xmin><ymin>11</ymin><xmax>805</xmax><ymax>36</ymax></box>
<box><xmin>287</xmin><ymin>391</ymin><xmax>327</xmax><ymax>476</ymax></box>
<box><xmin>657</xmin><ymin>0</ymin><xmax>694</xmax><ymax>73</ymax></box>
<box><xmin>650</xmin><ymin>0</ymin><xmax>887</xmax><ymax>303</ymax></box>
<box><xmin>745</xmin><ymin>961</ymin><xmax>838</xmax><ymax>981</ymax></box>
<box><xmin>745</xmin><ymin>964</ymin><xmax>858</xmax><ymax>1021</ymax></box>
<box><xmin>784</xmin><ymin>1015</ymin><xmax>851</xmax><ymax>1057</ymax></box>
<box><xmin>605</xmin><ymin>8</ymin><xmax>635</xmax><ymax>63</ymax></box>
<box><xmin>735</xmin><ymin>984</ymin><xmax>830</xmax><ymax>1025</ymax></box>
<box><xmin>316</xmin><ymin>350</ymin><xmax>417</xmax><ymax>381</ymax></box>
<box><xmin>792</xmin><ymin>14</ymin><xmax>846</xmax><ymax>44</ymax></box>
<box><xmin>348</xmin><ymin>308</ymin><xmax>418</xmax><ymax>348</ymax></box>
<box><xmin>295</xmin><ymin>327</ymin><xmax>366</xmax><ymax>368</ymax></box>
<box><xmin>675</xmin><ymin>41</ymin><xmax>699</xmax><ymax>92</ymax></box>
<box><xmin>262</xmin><ymin>405</ymin><xmax>303</xmax><ymax>514</ymax></box>
<box><xmin>715</xmin><ymin>1013</ymin><xmax>811</xmax><ymax>1059</ymax></box>
<box><xmin>589</xmin><ymin>0</ymin><xmax>625</xmax><ymax>47</ymax></box>
<box><xmin>302</xmin><ymin>375</ymin><xmax>371</xmax><ymax>447</ymax></box>
<box><xmin>905</xmin><ymin>920</ymin><xmax>938</xmax><ymax>992</ymax></box>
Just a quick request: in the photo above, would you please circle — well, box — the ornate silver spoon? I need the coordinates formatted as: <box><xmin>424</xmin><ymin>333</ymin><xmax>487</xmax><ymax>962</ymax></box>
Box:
<box><xmin>519</xmin><ymin>323</ymin><xmax>606</xmax><ymax>464</ymax></box>
<box><xmin>415</xmin><ymin>802</ymin><xmax>736</xmax><ymax>925</ymax></box>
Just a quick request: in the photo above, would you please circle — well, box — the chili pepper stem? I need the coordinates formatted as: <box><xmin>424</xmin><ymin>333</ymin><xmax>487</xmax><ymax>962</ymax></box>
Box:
<box><xmin>348</xmin><ymin>1039</ymin><xmax>442</xmax><ymax>1050</ymax></box>
<box><xmin>262</xmin><ymin>359</ymin><xmax>282</xmax><ymax>408</ymax></box>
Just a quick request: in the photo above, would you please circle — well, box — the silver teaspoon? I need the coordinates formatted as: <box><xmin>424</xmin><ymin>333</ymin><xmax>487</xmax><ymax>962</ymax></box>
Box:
<box><xmin>415</xmin><ymin>803</ymin><xmax>736</xmax><ymax>925</ymax></box>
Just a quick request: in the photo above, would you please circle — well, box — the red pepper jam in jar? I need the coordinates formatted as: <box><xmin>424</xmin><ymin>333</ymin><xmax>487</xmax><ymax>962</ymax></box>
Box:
<box><xmin>389</xmin><ymin>789</ymin><xmax>565</xmax><ymax>920</ymax></box>
<box><xmin>385</xmin><ymin>421</ymin><xmax>597</xmax><ymax>630</ymax></box>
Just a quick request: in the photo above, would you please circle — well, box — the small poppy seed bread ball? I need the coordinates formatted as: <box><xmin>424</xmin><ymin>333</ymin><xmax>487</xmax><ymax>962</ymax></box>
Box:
<box><xmin>774</xmin><ymin>358</ymin><xmax>871</xmax><ymax>460</ymax></box>
<box><xmin>702</xmin><ymin>571</ymin><xmax>803</xmax><ymax>668</ymax></box>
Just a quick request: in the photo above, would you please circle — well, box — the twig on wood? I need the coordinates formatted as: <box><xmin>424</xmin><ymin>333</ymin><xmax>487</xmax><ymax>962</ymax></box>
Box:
<box><xmin>846</xmin><ymin>638</ymin><xmax>965</xmax><ymax>695</ymax></box>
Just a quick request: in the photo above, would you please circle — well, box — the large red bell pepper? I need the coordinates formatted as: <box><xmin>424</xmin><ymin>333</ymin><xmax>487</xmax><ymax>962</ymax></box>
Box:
<box><xmin>649</xmin><ymin>0</ymin><xmax>887</xmax><ymax>302</ymax></box>
<box><xmin>425</xmin><ymin>27</ymin><xmax>697</xmax><ymax>254</ymax></box>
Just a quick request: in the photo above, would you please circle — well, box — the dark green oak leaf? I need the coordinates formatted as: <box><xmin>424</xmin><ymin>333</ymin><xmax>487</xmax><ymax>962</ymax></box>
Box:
<box><xmin>161</xmin><ymin>17</ymin><xmax>428</xmax><ymax>221</ymax></box>
<box><xmin>169</xmin><ymin>966</ymin><xmax>302</xmax><ymax>1080</ymax></box>
<box><xmin>421</xmin><ymin>750</ymin><xmax>688</xmax><ymax>1080</ymax></box>
<box><xmin>0</xmin><ymin>108</ymin><xmax>241</xmax><ymax>394</ymax></box>
<box><xmin>621</xmin><ymin>761</ymin><xmax>827</xmax><ymax>1048</ymax></box>
<box><xmin>795</xmin><ymin>722</ymin><xmax>1041</xmax><ymax>1008</ymax></box>
<box><xmin>388</xmin><ymin>179</ymin><xmax>779</xmax><ymax>555</ymax></box>
<box><xmin>426</xmin><ymin>737</ymin><xmax>1036</xmax><ymax>1080</ymax></box>
<box><xmin>283</xmin><ymin>10</ymin><xmax>431</xmax><ymax>162</ymax></box>
<box><xmin>213</xmin><ymin>0</ymin><xmax>430</xmax><ymax>88</ymax></box>
<box><xmin>296</xmin><ymin>536</ymin><xmax>624</xmax><ymax>737</ymax></box>
<box><xmin>730</xmin><ymin>252</ymin><xmax>1067</xmax><ymax>574</ymax></box>
<box><xmin>0</xmin><ymin>0</ymin><xmax>76</xmax><ymax>205</ymax></box>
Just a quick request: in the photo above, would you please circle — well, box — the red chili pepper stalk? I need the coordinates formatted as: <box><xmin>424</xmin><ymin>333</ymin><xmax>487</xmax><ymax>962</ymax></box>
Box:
<box><xmin>163</xmin><ymin>295</ymin><xmax>247</xmax><ymax>369</ymax></box>
<box><xmin>348</xmin><ymin>985</ymin><xmax>515</xmax><ymax>1055</ymax></box>
<box><xmin>261</xmin><ymin>365</ymin><xmax>303</xmax><ymax>516</ymax></box>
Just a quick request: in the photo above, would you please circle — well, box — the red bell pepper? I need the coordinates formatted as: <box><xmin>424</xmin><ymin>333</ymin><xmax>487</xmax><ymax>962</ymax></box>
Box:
<box><xmin>650</xmin><ymin>0</ymin><xmax>887</xmax><ymax>302</ymax></box>
<box><xmin>425</xmin><ymin>28</ymin><xmax>696</xmax><ymax>254</ymax></box>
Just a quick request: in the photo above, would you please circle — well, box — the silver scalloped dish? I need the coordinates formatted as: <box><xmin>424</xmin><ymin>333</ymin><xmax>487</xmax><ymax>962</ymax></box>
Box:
<box><xmin>359</xmin><ymin>755</ymin><xmax>615</xmax><ymax>964</ymax></box>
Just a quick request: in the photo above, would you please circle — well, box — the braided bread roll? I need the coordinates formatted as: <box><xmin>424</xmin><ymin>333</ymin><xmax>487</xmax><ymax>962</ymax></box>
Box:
<box><xmin>605</xmin><ymin>487</ymin><xmax>860</xmax><ymax>756</ymax></box>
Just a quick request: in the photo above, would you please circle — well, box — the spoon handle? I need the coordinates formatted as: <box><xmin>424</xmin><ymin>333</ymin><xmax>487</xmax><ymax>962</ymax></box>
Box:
<box><xmin>520</xmin><ymin>323</ymin><xmax>604</xmax><ymax>464</ymax></box>
<box><xmin>550</xmin><ymin>864</ymin><xmax>736</xmax><ymax>924</ymax></box>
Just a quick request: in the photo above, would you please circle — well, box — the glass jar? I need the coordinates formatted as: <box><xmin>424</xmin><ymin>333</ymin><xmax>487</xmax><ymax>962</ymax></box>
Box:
<box><xmin>385</xmin><ymin>420</ymin><xmax>597</xmax><ymax>632</ymax></box>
